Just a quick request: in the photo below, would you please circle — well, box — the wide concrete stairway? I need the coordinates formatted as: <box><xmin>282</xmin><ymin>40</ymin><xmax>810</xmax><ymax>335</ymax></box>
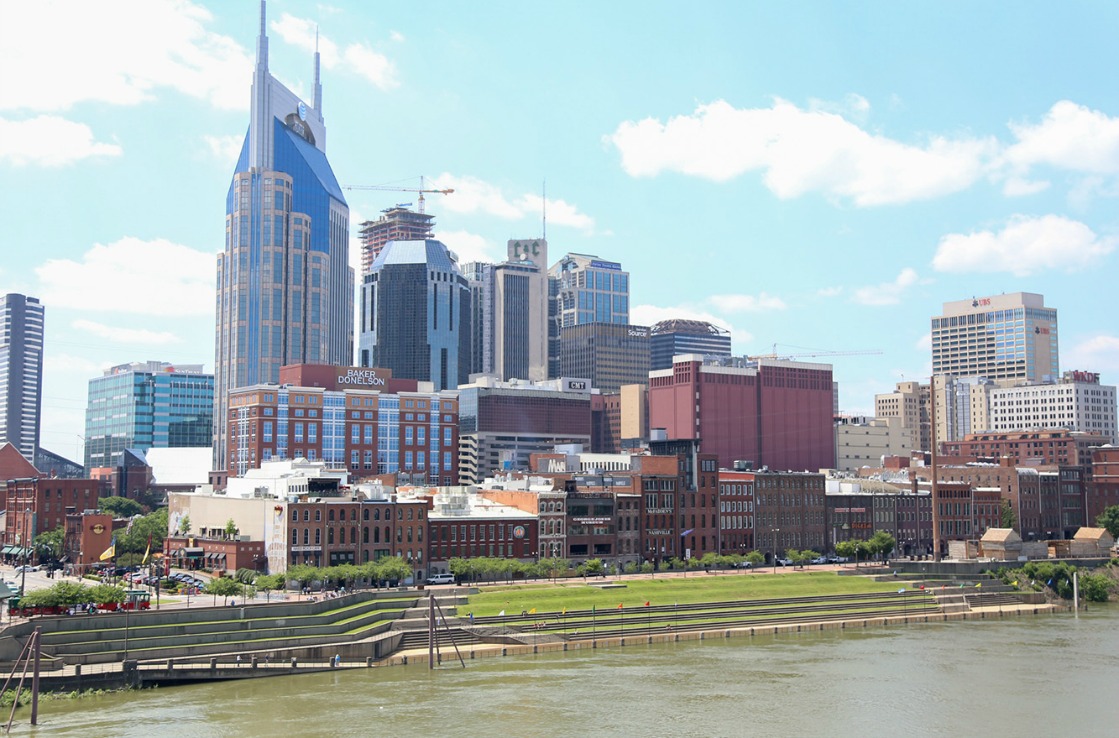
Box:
<box><xmin>0</xmin><ymin>591</ymin><xmax>419</xmax><ymax>667</ymax></box>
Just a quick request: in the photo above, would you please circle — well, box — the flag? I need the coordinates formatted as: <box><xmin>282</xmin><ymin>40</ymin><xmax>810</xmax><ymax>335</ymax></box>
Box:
<box><xmin>592</xmin><ymin>605</ymin><xmax>596</xmax><ymax>614</ymax></box>
<box><xmin>617</xmin><ymin>603</ymin><xmax>624</xmax><ymax>609</ymax></box>
<box><xmin>99</xmin><ymin>540</ymin><xmax>116</xmax><ymax>561</ymax></box>
<box><xmin>529</xmin><ymin>608</ymin><xmax>536</xmax><ymax>615</ymax></box>
<box><xmin>561</xmin><ymin>607</ymin><xmax>566</xmax><ymax>615</ymax></box>
<box><xmin>142</xmin><ymin>533</ymin><xmax>152</xmax><ymax>565</ymax></box>
<box><xmin>918</xmin><ymin>585</ymin><xmax>925</xmax><ymax>590</ymax></box>
<box><xmin>681</xmin><ymin>529</ymin><xmax>694</xmax><ymax>537</ymax></box>
<box><xmin>898</xmin><ymin>588</ymin><xmax>906</xmax><ymax>594</ymax></box>
<box><xmin>975</xmin><ymin>582</ymin><xmax>982</xmax><ymax>588</ymax></box>
<box><xmin>644</xmin><ymin>601</ymin><xmax>650</xmax><ymax>607</ymax></box>
<box><xmin>498</xmin><ymin>610</ymin><xmax>505</xmax><ymax>617</ymax></box>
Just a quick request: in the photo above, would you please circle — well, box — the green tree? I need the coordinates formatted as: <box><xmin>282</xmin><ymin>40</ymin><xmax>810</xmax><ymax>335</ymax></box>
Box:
<box><xmin>179</xmin><ymin>515</ymin><xmax>192</xmax><ymax>535</ymax></box>
<box><xmin>1079</xmin><ymin>573</ymin><xmax>1112</xmax><ymax>603</ymax></box>
<box><xmin>205</xmin><ymin>576</ymin><xmax>242</xmax><ymax>605</ymax></box>
<box><xmin>36</xmin><ymin>526</ymin><xmax>65</xmax><ymax>563</ymax></box>
<box><xmin>117</xmin><ymin>508</ymin><xmax>169</xmax><ymax>556</ymax></box>
<box><xmin>1000</xmin><ymin>500</ymin><xmax>1017</xmax><ymax>529</ymax></box>
<box><xmin>1095</xmin><ymin>505</ymin><xmax>1119</xmax><ymax>539</ymax></box>
<box><xmin>745</xmin><ymin>550</ymin><xmax>765</xmax><ymax>568</ymax></box>
<box><xmin>87</xmin><ymin>583</ymin><xmax>127</xmax><ymax>605</ymax></box>
<box><xmin>835</xmin><ymin>539</ymin><xmax>859</xmax><ymax>565</ymax></box>
<box><xmin>254</xmin><ymin>573</ymin><xmax>285</xmax><ymax>596</ymax></box>
<box><xmin>98</xmin><ymin>496</ymin><xmax>144</xmax><ymax>518</ymax></box>
<box><xmin>224</xmin><ymin>518</ymin><xmax>238</xmax><ymax>539</ymax></box>
<box><xmin>583</xmin><ymin>558</ymin><xmax>605</xmax><ymax>577</ymax></box>
<box><xmin>869</xmin><ymin>531</ymin><xmax>897</xmax><ymax>562</ymax></box>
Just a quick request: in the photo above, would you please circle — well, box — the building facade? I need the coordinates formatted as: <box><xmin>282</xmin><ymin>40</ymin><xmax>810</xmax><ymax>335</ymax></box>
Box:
<box><xmin>84</xmin><ymin>361</ymin><xmax>214</xmax><ymax>472</ymax></box>
<box><xmin>214</xmin><ymin>5</ymin><xmax>354</xmax><ymax>472</ymax></box>
<box><xmin>931</xmin><ymin>292</ymin><xmax>1058</xmax><ymax>382</ymax></box>
<box><xmin>649</xmin><ymin>355</ymin><xmax>836</xmax><ymax>472</ymax></box>
<box><xmin>226</xmin><ymin>364</ymin><xmax>459</xmax><ymax>484</ymax></box>
<box><xmin>650</xmin><ymin>319</ymin><xmax>731</xmax><ymax>371</ymax></box>
<box><xmin>0</xmin><ymin>294</ymin><xmax>44</xmax><ymax>463</ymax></box>
<box><xmin>548</xmin><ymin>253</ymin><xmax>630</xmax><ymax>378</ymax></box>
<box><xmin>457</xmin><ymin>376</ymin><xmax>592</xmax><ymax>484</ymax></box>
<box><xmin>358</xmin><ymin>240</ymin><xmax>471</xmax><ymax>391</ymax></box>
<box><xmin>874</xmin><ymin>380</ymin><xmax>928</xmax><ymax>453</ymax></box>
<box><xmin>986</xmin><ymin>370</ymin><xmax>1117</xmax><ymax>443</ymax></box>
<box><xmin>558</xmin><ymin>323</ymin><xmax>651</xmax><ymax>393</ymax></box>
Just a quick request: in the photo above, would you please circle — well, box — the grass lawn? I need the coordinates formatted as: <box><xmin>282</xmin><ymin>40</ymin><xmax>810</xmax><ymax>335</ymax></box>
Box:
<box><xmin>464</xmin><ymin>572</ymin><xmax>903</xmax><ymax>616</ymax></box>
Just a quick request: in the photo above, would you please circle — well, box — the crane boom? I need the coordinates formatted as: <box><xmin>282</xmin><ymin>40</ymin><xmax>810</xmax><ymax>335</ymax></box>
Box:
<box><xmin>341</xmin><ymin>185</ymin><xmax>454</xmax><ymax>214</ymax></box>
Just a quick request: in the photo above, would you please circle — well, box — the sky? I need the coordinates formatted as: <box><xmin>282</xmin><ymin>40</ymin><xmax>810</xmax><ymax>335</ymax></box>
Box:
<box><xmin>1</xmin><ymin>0</ymin><xmax>1118</xmax><ymax>464</ymax></box>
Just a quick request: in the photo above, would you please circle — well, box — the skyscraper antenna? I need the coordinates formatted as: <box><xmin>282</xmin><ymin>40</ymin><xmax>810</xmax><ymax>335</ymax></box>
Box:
<box><xmin>313</xmin><ymin>26</ymin><xmax>322</xmax><ymax>112</ymax></box>
<box><xmin>542</xmin><ymin>179</ymin><xmax>547</xmax><ymax>240</ymax></box>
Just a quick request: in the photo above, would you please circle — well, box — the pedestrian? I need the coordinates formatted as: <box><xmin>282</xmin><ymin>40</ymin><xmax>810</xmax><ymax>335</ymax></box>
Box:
<box><xmin>236</xmin><ymin>655</ymin><xmax>242</xmax><ymax>667</ymax></box>
<box><xmin>334</xmin><ymin>653</ymin><xmax>341</xmax><ymax>667</ymax></box>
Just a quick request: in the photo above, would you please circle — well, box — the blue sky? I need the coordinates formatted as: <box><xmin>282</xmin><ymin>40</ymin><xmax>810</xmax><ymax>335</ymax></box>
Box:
<box><xmin>2</xmin><ymin>0</ymin><xmax>1117</xmax><ymax>463</ymax></box>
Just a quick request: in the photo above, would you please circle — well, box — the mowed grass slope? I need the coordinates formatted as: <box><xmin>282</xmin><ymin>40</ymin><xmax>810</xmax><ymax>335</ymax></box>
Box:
<box><xmin>464</xmin><ymin>572</ymin><xmax>904</xmax><ymax>616</ymax></box>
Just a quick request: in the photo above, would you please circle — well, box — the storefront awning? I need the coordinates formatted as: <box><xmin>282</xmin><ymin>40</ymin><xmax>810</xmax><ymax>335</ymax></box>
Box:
<box><xmin>1</xmin><ymin>546</ymin><xmax>14</xmax><ymax>555</ymax></box>
<box><xmin>183</xmin><ymin>547</ymin><xmax>204</xmax><ymax>556</ymax></box>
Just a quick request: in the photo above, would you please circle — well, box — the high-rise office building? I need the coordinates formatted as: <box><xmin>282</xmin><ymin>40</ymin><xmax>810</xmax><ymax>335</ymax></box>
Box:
<box><xmin>358</xmin><ymin>240</ymin><xmax>471</xmax><ymax>390</ymax></box>
<box><xmin>85</xmin><ymin>362</ymin><xmax>214</xmax><ymax>472</ymax></box>
<box><xmin>357</xmin><ymin>207</ymin><xmax>435</xmax><ymax>275</ymax></box>
<box><xmin>931</xmin><ymin>292</ymin><xmax>1058</xmax><ymax>382</ymax></box>
<box><xmin>548</xmin><ymin>253</ymin><xmax>629</xmax><ymax>378</ymax></box>
<box><xmin>462</xmin><ymin>261</ymin><xmax>495</xmax><ymax>377</ymax></box>
<box><xmin>558</xmin><ymin>323</ymin><xmax>651</xmax><ymax>393</ymax></box>
<box><xmin>0</xmin><ymin>294</ymin><xmax>44</xmax><ymax>463</ymax></box>
<box><xmin>214</xmin><ymin>2</ymin><xmax>354</xmax><ymax>472</ymax></box>
<box><xmin>649</xmin><ymin>319</ymin><xmax>731</xmax><ymax>370</ymax></box>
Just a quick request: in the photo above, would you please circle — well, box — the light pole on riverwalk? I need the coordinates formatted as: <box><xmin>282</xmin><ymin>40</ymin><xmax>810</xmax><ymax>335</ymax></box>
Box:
<box><xmin>772</xmin><ymin>528</ymin><xmax>781</xmax><ymax>574</ymax></box>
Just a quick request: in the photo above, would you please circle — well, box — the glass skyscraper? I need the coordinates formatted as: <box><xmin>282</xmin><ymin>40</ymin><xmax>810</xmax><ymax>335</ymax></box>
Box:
<box><xmin>85</xmin><ymin>362</ymin><xmax>214</xmax><ymax>472</ymax></box>
<box><xmin>358</xmin><ymin>240</ymin><xmax>471</xmax><ymax>391</ymax></box>
<box><xmin>0</xmin><ymin>293</ymin><xmax>44</xmax><ymax>463</ymax></box>
<box><xmin>214</xmin><ymin>2</ymin><xmax>354</xmax><ymax>472</ymax></box>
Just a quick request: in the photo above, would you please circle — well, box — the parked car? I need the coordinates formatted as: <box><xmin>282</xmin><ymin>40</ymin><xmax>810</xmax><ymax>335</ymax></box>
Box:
<box><xmin>14</xmin><ymin>565</ymin><xmax>39</xmax><ymax>573</ymax></box>
<box><xmin>811</xmin><ymin>556</ymin><xmax>828</xmax><ymax>565</ymax></box>
<box><xmin>425</xmin><ymin>573</ymin><xmax>456</xmax><ymax>585</ymax></box>
<box><xmin>776</xmin><ymin>558</ymin><xmax>794</xmax><ymax>567</ymax></box>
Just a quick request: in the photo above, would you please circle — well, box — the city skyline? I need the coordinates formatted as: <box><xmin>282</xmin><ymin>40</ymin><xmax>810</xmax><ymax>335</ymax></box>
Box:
<box><xmin>1</xmin><ymin>1</ymin><xmax>1117</xmax><ymax>461</ymax></box>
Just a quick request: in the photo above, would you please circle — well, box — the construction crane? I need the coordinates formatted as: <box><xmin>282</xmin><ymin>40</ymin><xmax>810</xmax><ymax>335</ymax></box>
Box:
<box><xmin>747</xmin><ymin>344</ymin><xmax>883</xmax><ymax>361</ymax></box>
<box><xmin>341</xmin><ymin>182</ymin><xmax>454</xmax><ymax>215</ymax></box>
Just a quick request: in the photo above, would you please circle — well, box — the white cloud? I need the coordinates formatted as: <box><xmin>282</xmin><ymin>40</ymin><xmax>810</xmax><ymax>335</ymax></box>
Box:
<box><xmin>1004</xmin><ymin>101</ymin><xmax>1119</xmax><ymax>175</ymax></box>
<box><xmin>708</xmin><ymin>292</ymin><xmax>786</xmax><ymax>313</ymax></box>
<box><xmin>817</xmin><ymin>286</ymin><xmax>844</xmax><ymax>298</ymax></box>
<box><xmin>71</xmin><ymin>319</ymin><xmax>181</xmax><ymax>345</ymax></box>
<box><xmin>931</xmin><ymin>214</ymin><xmax>1115</xmax><ymax>277</ymax></box>
<box><xmin>436</xmin><ymin>230</ymin><xmax>502</xmax><ymax>264</ymax></box>
<box><xmin>430</xmin><ymin>173</ymin><xmax>596</xmax><ymax>232</ymax></box>
<box><xmin>607</xmin><ymin>98</ymin><xmax>996</xmax><ymax>206</ymax></box>
<box><xmin>0</xmin><ymin>0</ymin><xmax>251</xmax><ymax>112</ymax></box>
<box><xmin>853</xmin><ymin>268</ymin><xmax>919</xmax><ymax>306</ymax></box>
<box><xmin>1062</xmin><ymin>335</ymin><xmax>1119</xmax><ymax>373</ymax></box>
<box><xmin>915</xmin><ymin>333</ymin><xmax>932</xmax><ymax>352</ymax></box>
<box><xmin>270</xmin><ymin>13</ymin><xmax>399</xmax><ymax>91</ymax></box>
<box><xmin>390</xmin><ymin>31</ymin><xmax>406</xmax><ymax>43</ymax></box>
<box><xmin>42</xmin><ymin>352</ymin><xmax>105</xmax><ymax>377</ymax></box>
<box><xmin>1001</xmin><ymin>177</ymin><xmax>1050</xmax><ymax>197</ymax></box>
<box><xmin>0</xmin><ymin>116</ymin><xmax>121</xmax><ymax>166</ymax></box>
<box><xmin>203</xmin><ymin>134</ymin><xmax>244</xmax><ymax>163</ymax></box>
<box><xmin>36</xmin><ymin>237</ymin><xmax>216</xmax><ymax>316</ymax></box>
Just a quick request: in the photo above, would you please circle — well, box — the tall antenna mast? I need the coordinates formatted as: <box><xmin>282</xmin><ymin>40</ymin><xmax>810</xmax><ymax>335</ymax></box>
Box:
<box><xmin>542</xmin><ymin>179</ymin><xmax>547</xmax><ymax>240</ymax></box>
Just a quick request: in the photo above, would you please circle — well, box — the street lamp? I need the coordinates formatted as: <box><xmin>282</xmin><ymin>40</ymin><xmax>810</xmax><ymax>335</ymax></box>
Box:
<box><xmin>772</xmin><ymin>528</ymin><xmax>781</xmax><ymax>574</ymax></box>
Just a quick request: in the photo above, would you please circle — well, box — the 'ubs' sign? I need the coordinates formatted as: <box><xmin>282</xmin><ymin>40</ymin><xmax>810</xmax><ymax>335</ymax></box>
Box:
<box><xmin>338</xmin><ymin>369</ymin><xmax>387</xmax><ymax>387</ymax></box>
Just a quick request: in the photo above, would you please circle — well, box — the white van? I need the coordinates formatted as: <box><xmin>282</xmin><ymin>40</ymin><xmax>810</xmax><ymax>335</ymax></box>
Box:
<box><xmin>425</xmin><ymin>573</ymin><xmax>455</xmax><ymax>585</ymax></box>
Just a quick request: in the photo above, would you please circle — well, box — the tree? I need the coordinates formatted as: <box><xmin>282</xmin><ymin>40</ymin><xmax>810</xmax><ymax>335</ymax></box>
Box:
<box><xmin>1096</xmin><ymin>505</ymin><xmax>1119</xmax><ymax>539</ymax></box>
<box><xmin>868</xmin><ymin>531</ymin><xmax>896</xmax><ymax>562</ymax></box>
<box><xmin>835</xmin><ymin>539</ymin><xmax>858</xmax><ymax>565</ymax></box>
<box><xmin>36</xmin><ymin>526</ymin><xmax>65</xmax><ymax>564</ymax></box>
<box><xmin>1000</xmin><ymin>500</ymin><xmax>1017</xmax><ymax>530</ymax></box>
<box><xmin>179</xmin><ymin>515</ymin><xmax>192</xmax><ymax>535</ymax></box>
<box><xmin>98</xmin><ymin>496</ymin><xmax>145</xmax><ymax>518</ymax></box>
<box><xmin>224</xmin><ymin>518</ymin><xmax>238</xmax><ymax>539</ymax></box>
<box><xmin>205</xmin><ymin>576</ymin><xmax>242</xmax><ymax>605</ymax></box>
<box><xmin>745</xmin><ymin>550</ymin><xmax>765</xmax><ymax>568</ymax></box>
<box><xmin>117</xmin><ymin>508</ymin><xmax>169</xmax><ymax>556</ymax></box>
